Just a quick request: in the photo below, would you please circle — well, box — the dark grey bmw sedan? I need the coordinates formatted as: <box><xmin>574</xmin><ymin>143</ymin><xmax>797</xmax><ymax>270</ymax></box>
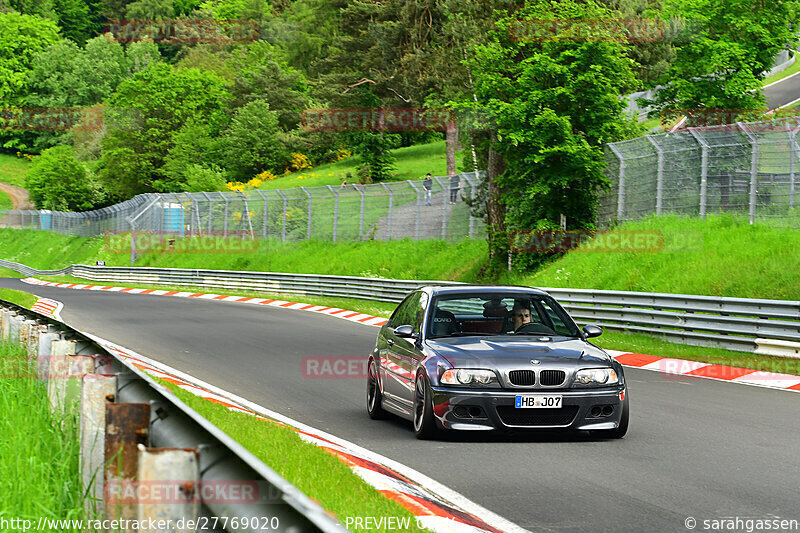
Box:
<box><xmin>366</xmin><ymin>285</ymin><xmax>629</xmax><ymax>439</ymax></box>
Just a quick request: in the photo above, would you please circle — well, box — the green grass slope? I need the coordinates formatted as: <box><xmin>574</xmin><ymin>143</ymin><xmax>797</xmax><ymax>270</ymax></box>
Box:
<box><xmin>0</xmin><ymin>153</ymin><xmax>31</xmax><ymax>188</ymax></box>
<box><xmin>509</xmin><ymin>214</ymin><xmax>800</xmax><ymax>300</ymax></box>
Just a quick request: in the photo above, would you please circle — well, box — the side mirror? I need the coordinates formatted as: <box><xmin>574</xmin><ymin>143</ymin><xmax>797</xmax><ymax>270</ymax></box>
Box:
<box><xmin>394</xmin><ymin>325</ymin><xmax>416</xmax><ymax>338</ymax></box>
<box><xmin>583</xmin><ymin>325</ymin><xmax>603</xmax><ymax>339</ymax></box>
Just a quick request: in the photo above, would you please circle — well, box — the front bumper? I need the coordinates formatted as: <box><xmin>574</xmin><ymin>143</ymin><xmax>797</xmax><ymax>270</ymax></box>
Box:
<box><xmin>430</xmin><ymin>385</ymin><xmax>626</xmax><ymax>431</ymax></box>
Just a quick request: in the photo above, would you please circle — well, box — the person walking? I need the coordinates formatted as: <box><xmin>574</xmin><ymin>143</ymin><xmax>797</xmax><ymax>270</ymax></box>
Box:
<box><xmin>423</xmin><ymin>173</ymin><xmax>433</xmax><ymax>206</ymax></box>
<box><xmin>449</xmin><ymin>174</ymin><xmax>460</xmax><ymax>204</ymax></box>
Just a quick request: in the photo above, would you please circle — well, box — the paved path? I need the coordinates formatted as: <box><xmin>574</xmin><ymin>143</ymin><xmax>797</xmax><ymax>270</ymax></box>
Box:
<box><xmin>0</xmin><ymin>182</ymin><xmax>32</xmax><ymax>210</ymax></box>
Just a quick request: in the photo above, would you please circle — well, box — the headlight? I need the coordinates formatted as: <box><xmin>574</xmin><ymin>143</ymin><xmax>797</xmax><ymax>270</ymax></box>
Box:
<box><xmin>574</xmin><ymin>368</ymin><xmax>619</xmax><ymax>385</ymax></box>
<box><xmin>441</xmin><ymin>369</ymin><xmax>498</xmax><ymax>386</ymax></box>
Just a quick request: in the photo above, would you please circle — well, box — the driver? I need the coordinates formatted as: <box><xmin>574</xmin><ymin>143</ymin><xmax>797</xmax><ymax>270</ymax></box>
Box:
<box><xmin>511</xmin><ymin>301</ymin><xmax>532</xmax><ymax>331</ymax></box>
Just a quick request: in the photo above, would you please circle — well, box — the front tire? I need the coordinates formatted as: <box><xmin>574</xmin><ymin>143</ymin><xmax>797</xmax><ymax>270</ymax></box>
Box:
<box><xmin>366</xmin><ymin>359</ymin><xmax>386</xmax><ymax>419</ymax></box>
<box><xmin>413</xmin><ymin>373</ymin><xmax>439</xmax><ymax>439</ymax></box>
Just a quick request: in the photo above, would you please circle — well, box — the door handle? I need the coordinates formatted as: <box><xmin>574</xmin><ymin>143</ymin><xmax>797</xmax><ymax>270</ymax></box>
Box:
<box><xmin>387</xmin><ymin>339</ymin><xmax>394</xmax><ymax>346</ymax></box>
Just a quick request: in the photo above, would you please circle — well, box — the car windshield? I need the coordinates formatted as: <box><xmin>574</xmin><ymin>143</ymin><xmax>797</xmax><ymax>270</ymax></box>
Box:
<box><xmin>427</xmin><ymin>293</ymin><xmax>581</xmax><ymax>339</ymax></box>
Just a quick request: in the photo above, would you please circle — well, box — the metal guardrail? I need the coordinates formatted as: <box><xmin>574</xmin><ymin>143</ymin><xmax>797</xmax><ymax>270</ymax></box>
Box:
<box><xmin>0</xmin><ymin>296</ymin><xmax>345</xmax><ymax>532</ymax></box>
<box><xmin>3</xmin><ymin>259</ymin><xmax>800</xmax><ymax>356</ymax></box>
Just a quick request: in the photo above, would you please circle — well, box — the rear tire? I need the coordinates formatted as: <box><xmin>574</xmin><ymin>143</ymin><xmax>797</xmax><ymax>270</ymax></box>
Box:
<box><xmin>413</xmin><ymin>373</ymin><xmax>439</xmax><ymax>439</ymax></box>
<box><xmin>366</xmin><ymin>359</ymin><xmax>387</xmax><ymax>420</ymax></box>
<box><xmin>595</xmin><ymin>393</ymin><xmax>629</xmax><ymax>439</ymax></box>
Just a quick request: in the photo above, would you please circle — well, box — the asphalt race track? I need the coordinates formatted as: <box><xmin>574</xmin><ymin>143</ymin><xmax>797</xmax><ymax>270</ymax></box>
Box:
<box><xmin>764</xmin><ymin>72</ymin><xmax>800</xmax><ymax>110</ymax></box>
<box><xmin>3</xmin><ymin>277</ymin><xmax>798</xmax><ymax>533</ymax></box>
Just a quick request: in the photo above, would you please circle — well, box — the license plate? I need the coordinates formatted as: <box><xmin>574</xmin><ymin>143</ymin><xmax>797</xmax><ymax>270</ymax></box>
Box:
<box><xmin>515</xmin><ymin>395</ymin><xmax>562</xmax><ymax>408</ymax></box>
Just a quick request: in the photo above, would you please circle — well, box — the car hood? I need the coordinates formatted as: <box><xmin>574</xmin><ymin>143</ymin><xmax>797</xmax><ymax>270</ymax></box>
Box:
<box><xmin>425</xmin><ymin>336</ymin><xmax>611</xmax><ymax>369</ymax></box>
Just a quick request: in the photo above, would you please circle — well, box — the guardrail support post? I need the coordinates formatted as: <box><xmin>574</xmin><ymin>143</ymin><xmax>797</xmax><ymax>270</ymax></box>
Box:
<box><xmin>137</xmin><ymin>447</ymin><xmax>199</xmax><ymax>532</ymax></box>
<box><xmin>104</xmin><ymin>400</ymin><xmax>150</xmax><ymax>526</ymax></box>
<box><xmin>81</xmin><ymin>374</ymin><xmax>117</xmax><ymax>516</ymax></box>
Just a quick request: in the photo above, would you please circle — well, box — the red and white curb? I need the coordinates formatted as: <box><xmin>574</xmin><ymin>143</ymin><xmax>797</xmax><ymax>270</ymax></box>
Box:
<box><xmin>604</xmin><ymin>350</ymin><xmax>800</xmax><ymax>392</ymax></box>
<box><xmin>21</xmin><ymin>278</ymin><xmax>388</xmax><ymax>327</ymax></box>
<box><xmin>31</xmin><ymin>296</ymin><xmax>63</xmax><ymax>320</ymax></box>
<box><xmin>21</xmin><ymin>277</ymin><xmax>800</xmax><ymax>393</ymax></box>
<box><xmin>85</xmin><ymin>333</ymin><xmax>525</xmax><ymax>533</ymax></box>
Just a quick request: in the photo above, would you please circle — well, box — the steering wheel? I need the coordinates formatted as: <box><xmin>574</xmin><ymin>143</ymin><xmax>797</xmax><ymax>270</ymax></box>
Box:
<box><xmin>515</xmin><ymin>322</ymin><xmax>555</xmax><ymax>335</ymax></box>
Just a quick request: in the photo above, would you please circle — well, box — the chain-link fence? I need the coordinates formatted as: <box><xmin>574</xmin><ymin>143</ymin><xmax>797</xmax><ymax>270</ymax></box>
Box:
<box><xmin>0</xmin><ymin>172</ymin><xmax>486</xmax><ymax>241</ymax></box>
<box><xmin>601</xmin><ymin>117</ymin><xmax>800</xmax><ymax>226</ymax></box>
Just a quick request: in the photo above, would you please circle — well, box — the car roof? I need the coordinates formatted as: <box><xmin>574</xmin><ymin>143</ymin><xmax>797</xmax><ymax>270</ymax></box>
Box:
<box><xmin>418</xmin><ymin>285</ymin><xmax>551</xmax><ymax>297</ymax></box>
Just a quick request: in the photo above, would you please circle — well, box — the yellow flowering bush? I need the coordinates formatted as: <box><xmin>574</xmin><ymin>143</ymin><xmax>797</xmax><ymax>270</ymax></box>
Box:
<box><xmin>289</xmin><ymin>152</ymin><xmax>312</xmax><ymax>172</ymax></box>
<box><xmin>334</xmin><ymin>149</ymin><xmax>352</xmax><ymax>161</ymax></box>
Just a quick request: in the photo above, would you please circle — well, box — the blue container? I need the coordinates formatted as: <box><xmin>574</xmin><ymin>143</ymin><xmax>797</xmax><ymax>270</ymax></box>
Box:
<box><xmin>40</xmin><ymin>210</ymin><xmax>52</xmax><ymax>230</ymax></box>
<box><xmin>162</xmin><ymin>203</ymin><xmax>184</xmax><ymax>235</ymax></box>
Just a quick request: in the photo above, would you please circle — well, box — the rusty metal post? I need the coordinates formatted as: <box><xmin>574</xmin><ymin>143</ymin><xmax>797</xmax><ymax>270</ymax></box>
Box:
<box><xmin>26</xmin><ymin>324</ymin><xmax>47</xmax><ymax>359</ymax></box>
<box><xmin>19</xmin><ymin>319</ymin><xmax>36</xmax><ymax>346</ymax></box>
<box><xmin>104</xmin><ymin>401</ymin><xmax>150</xmax><ymax>527</ymax></box>
<box><xmin>137</xmin><ymin>446</ymin><xmax>199</xmax><ymax>532</ymax></box>
<box><xmin>81</xmin><ymin>374</ymin><xmax>117</xmax><ymax>517</ymax></box>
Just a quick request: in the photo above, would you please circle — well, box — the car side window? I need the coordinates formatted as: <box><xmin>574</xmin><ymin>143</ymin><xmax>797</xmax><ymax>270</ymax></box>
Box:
<box><xmin>389</xmin><ymin>292</ymin><xmax>422</xmax><ymax>331</ymax></box>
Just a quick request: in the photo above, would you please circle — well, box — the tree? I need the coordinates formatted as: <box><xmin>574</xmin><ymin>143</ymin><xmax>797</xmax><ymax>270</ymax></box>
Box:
<box><xmin>0</xmin><ymin>12</ymin><xmax>60</xmax><ymax>106</ymax></box>
<box><xmin>219</xmin><ymin>100</ymin><xmax>293</xmax><ymax>180</ymax></box>
<box><xmin>646</xmin><ymin>0</ymin><xmax>799</xmax><ymax>123</ymax></box>
<box><xmin>25</xmin><ymin>145</ymin><xmax>104</xmax><ymax>210</ymax></box>
<box><xmin>99</xmin><ymin>62</ymin><xmax>229</xmax><ymax>198</ymax></box>
<box><xmin>468</xmin><ymin>0</ymin><xmax>640</xmax><ymax>271</ymax></box>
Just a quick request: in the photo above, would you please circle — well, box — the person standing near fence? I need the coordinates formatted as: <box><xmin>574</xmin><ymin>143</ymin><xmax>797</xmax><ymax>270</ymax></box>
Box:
<box><xmin>449</xmin><ymin>174</ymin><xmax>460</xmax><ymax>204</ymax></box>
<box><xmin>423</xmin><ymin>173</ymin><xmax>433</xmax><ymax>206</ymax></box>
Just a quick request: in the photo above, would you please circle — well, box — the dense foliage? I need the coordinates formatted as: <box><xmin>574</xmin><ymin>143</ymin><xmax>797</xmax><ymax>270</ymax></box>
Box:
<box><xmin>0</xmin><ymin>0</ymin><xmax>797</xmax><ymax>270</ymax></box>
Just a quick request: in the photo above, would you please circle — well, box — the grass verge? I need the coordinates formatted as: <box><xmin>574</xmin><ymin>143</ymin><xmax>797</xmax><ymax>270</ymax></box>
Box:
<box><xmin>156</xmin><ymin>377</ymin><xmax>428</xmax><ymax>532</ymax></box>
<box><xmin>510</xmin><ymin>214</ymin><xmax>800</xmax><ymax>300</ymax></box>
<box><xmin>0</xmin><ymin>228</ymin><xmax>488</xmax><ymax>282</ymax></box>
<box><xmin>0</xmin><ymin>267</ymin><xmax>23</xmax><ymax>278</ymax></box>
<box><xmin>258</xmin><ymin>141</ymin><xmax>450</xmax><ymax>191</ymax></box>
<box><xmin>0</xmin><ymin>288</ymin><xmax>38</xmax><ymax>309</ymax></box>
<box><xmin>0</xmin><ymin>190</ymin><xmax>11</xmax><ymax>210</ymax></box>
<box><xmin>0</xmin><ymin>341</ymin><xmax>84</xmax><ymax>529</ymax></box>
<box><xmin>0</xmin><ymin>152</ymin><xmax>31</xmax><ymax>188</ymax></box>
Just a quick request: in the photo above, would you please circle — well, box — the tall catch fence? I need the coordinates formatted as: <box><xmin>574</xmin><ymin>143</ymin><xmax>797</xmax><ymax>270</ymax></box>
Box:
<box><xmin>601</xmin><ymin>117</ymin><xmax>800</xmax><ymax>226</ymax></box>
<box><xmin>0</xmin><ymin>172</ymin><xmax>485</xmax><ymax>242</ymax></box>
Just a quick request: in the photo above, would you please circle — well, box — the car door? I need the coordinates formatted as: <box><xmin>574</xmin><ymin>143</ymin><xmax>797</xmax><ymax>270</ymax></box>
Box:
<box><xmin>380</xmin><ymin>293</ymin><xmax>419</xmax><ymax>406</ymax></box>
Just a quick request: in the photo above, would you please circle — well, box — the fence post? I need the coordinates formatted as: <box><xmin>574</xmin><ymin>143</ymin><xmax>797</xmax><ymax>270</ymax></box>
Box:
<box><xmin>221</xmin><ymin>193</ymin><xmax>229</xmax><ymax>238</ymax></box>
<box><xmin>608</xmin><ymin>144</ymin><xmax>626</xmax><ymax>220</ymax></box>
<box><xmin>407</xmin><ymin>180</ymin><xmax>421</xmax><ymax>240</ymax></box>
<box><xmin>462</xmin><ymin>172</ymin><xmax>477</xmax><ymax>238</ymax></box>
<box><xmin>235</xmin><ymin>191</ymin><xmax>255</xmax><ymax>239</ymax></box>
<box><xmin>354</xmin><ymin>184</ymin><xmax>365</xmax><ymax>238</ymax></box>
<box><xmin>276</xmin><ymin>189</ymin><xmax>287</xmax><ymax>242</ymax></box>
<box><xmin>646</xmin><ymin>135</ymin><xmax>664</xmax><ymax>215</ymax></box>
<box><xmin>689</xmin><ymin>128</ymin><xmax>709</xmax><ymax>219</ymax></box>
<box><xmin>737</xmin><ymin>122</ymin><xmax>758</xmax><ymax>224</ymax></box>
<box><xmin>327</xmin><ymin>185</ymin><xmax>338</xmax><ymax>242</ymax></box>
<box><xmin>790</xmin><ymin>125</ymin><xmax>799</xmax><ymax>209</ymax></box>
<box><xmin>380</xmin><ymin>183</ymin><xmax>393</xmax><ymax>240</ymax></box>
<box><xmin>255</xmin><ymin>190</ymin><xmax>268</xmax><ymax>239</ymax></box>
<box><xmin>300</xmin><ymin>186</ymin><xmax>311</xmax><ymax>240</ymax></box>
